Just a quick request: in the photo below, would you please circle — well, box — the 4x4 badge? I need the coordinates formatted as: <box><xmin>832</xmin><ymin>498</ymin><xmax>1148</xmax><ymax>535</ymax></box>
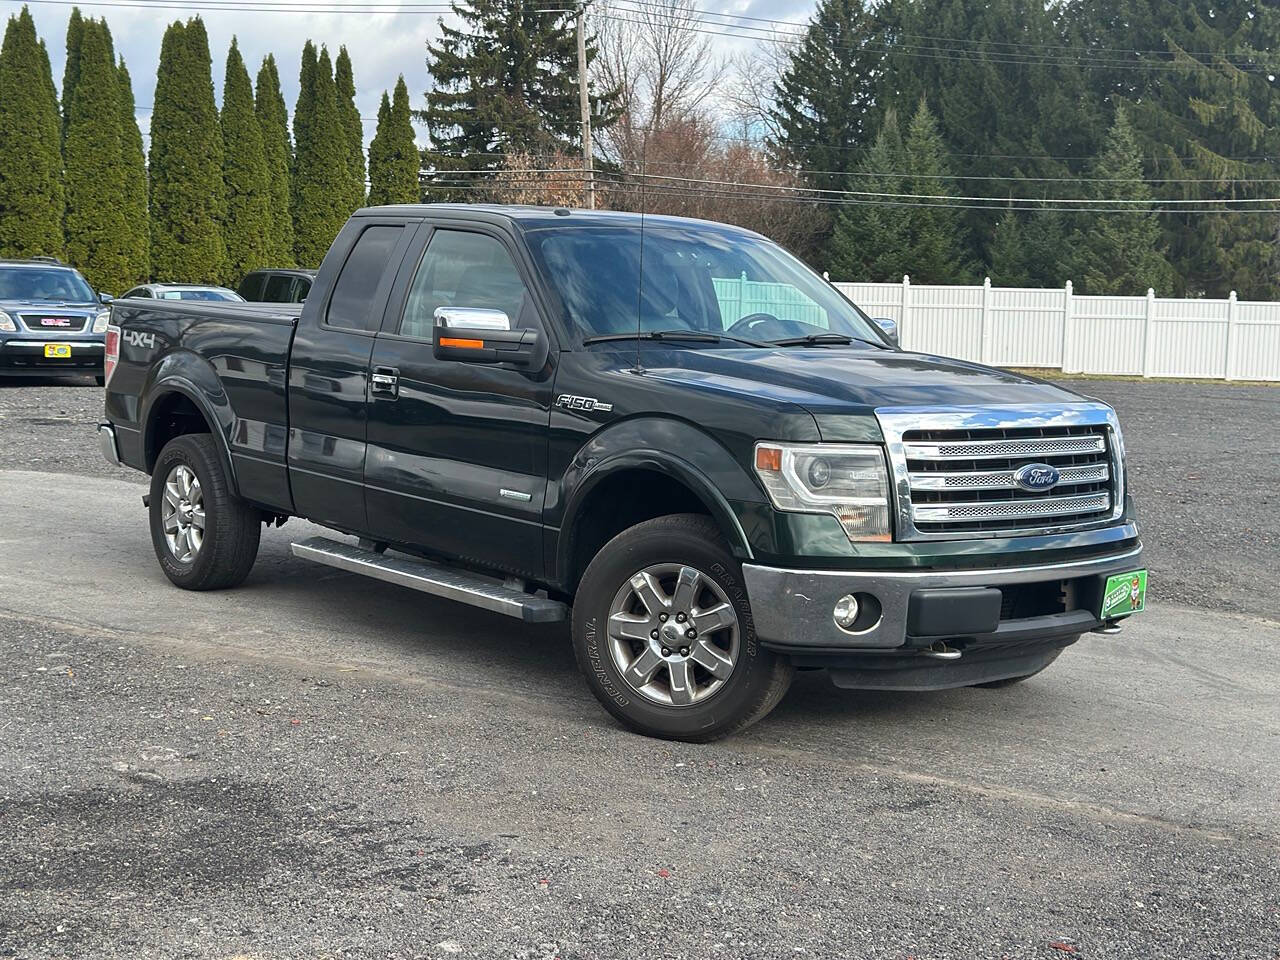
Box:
<box><xmin>555</xmin><ymin>394</ymin><xmax>613</xmax><ymax>413</ymax></box>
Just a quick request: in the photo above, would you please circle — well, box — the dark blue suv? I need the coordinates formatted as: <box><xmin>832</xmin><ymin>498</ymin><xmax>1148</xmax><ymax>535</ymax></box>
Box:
<box><xmin>0</xmin><ymin>258</ymin><xmax>112</xmax><ymax>382</ymax></box>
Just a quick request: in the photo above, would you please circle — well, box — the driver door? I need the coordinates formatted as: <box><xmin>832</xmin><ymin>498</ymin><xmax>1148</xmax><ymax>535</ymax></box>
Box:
<box><xmin>363</xmin><ymin>222</ymin><xmax>556</xmax><ymax>580</ymax></box>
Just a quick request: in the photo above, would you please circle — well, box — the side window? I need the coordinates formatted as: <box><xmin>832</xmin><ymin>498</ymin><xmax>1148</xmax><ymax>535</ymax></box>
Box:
<box><xmin>238</xmin><ymin>273</ymin><xmax>265</xmax><ymax>301</ymax></box>
<box><xmin>263</xmin><ymin>274</ymin><xmax>294</xmax><ymax>302</ymax></box>
<box><xmin>399</xmin><ymin>230</ymin><xmax>529</xmax><ymax>340</ymax></box>
<box><xmin>293</xmin><ymin>277</ymin><xmax>312</xmax><ymax>302</ymax></box>
<box><xmin>326</xmin><ymin>225</ymin><xmax>404</xmax><ymax>331</ymax></box>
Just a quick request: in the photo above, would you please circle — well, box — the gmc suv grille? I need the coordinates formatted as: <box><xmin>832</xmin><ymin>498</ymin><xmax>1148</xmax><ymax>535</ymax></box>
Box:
<box><xmin>902</xmin><ymin>424</ymin><xmax>1115</xmax><ymax>534</ymax></box>
<box><xmin>20</xmin><ymin>314</ymin><xmax>88</xmax><ymax>332</ymax></box>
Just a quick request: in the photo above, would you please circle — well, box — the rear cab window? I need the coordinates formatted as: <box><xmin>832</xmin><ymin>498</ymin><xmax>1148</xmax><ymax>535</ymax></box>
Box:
<box><xmin>325</xmin><ymin>225</ymin><xmax>406</xmax><ymax>332</ymax></box>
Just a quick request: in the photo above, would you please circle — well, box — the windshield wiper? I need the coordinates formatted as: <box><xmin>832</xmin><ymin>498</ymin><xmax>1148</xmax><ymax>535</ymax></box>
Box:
<box><xmin>582</xmin><ymin>329</ymin><xmax>765</xmax><ymax>347</ymax></box>
<box><xmin>770</xmin><ymin>332</ymin><xmax>889</xmax><ymax>349</ymax></box>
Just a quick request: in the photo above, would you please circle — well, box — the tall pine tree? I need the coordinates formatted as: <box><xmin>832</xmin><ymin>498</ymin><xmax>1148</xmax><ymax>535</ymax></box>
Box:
<box><xmin>64</xmin><ymin>18</ymin><xmax>132</xmax><ymax>291</ymax></box>
<box><xmin>334</xmin><ymin>46</ymin><xmax>366</xmax><ymax>212</ymax></box>
<box><xmin>117</xmin><ymin>56</ymin><xmax>149</xmax><ymax>286</ymax></box>
<box><xmin>1074</xmin><ymin>107</ymin><xmax>1175</xmax><ymax>296</ymax></box>
<box><xmin>769</xmin><ymin>0</ymin><xmax>880</xmax><ymax>194</ymax></box>
<box><xmin>368</xmin><ymin>76</ymin><xmax>419</xmax><ymax>205</ymax></box>
<box><xmin>0</xmin><ymin>6</ymin><xmax>63</xmax><ymax>258</ymax></box>
<box><xmin>900</xmin><ymin>98</ymin><xmax>965</xmax><ymax>283</ymax></box>
<box><xmin>421</xmin><ymin>0</ymin><xmax>605</xmax><ymax>177</ymax></box>
<box><xmin>255</xmin><ymin>53</ymin><xmax>294</xmax><ymax>266</ymax></box>
<box><xmin>222</xmin><ymin>38</ymin><xmax>270</xmax><ymax>282</ymax></box>
<box><xmin>292</xmin><ymin>42</ymin><xmax>349</xmax><ymax>266</ymax></box>
<box><xmin>61</xmin><ymin>6</ymin><xmax>83</xmax><ymax>142</ymax></box>
<box><xmin>149</xmin><ymin>17</ymin><xmax>227</xmax><ymax>282</ymax></box>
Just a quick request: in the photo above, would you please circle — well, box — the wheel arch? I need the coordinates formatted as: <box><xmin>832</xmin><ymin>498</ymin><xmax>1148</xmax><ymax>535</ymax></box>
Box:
<box><xmin>556</xmin><ymin>450</ymin><xmax>755</xmax><ymax>595</ymax></box>
<box><xmin>141</xmin><ymin>363</ymin><xmax>238</xmax><ymax>496</ymax></box>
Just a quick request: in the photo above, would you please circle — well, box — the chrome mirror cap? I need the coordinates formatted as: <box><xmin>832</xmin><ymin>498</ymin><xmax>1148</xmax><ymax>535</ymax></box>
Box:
<box><xmin>434</xmin><ymin>306</ymin><xmax>511</xmax><ymax>330</ymax></box>
<box><xmin>872</xmin><ymin>316</ymin><xmax>899</xmax><ymax>346</ymax></box>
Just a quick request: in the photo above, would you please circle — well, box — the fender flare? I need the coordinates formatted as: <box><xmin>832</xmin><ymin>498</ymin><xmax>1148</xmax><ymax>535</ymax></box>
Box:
<box><xmin>141</xmin><ymin>359</ymin><xmax>239</xmax><ymax>497</ymax></box>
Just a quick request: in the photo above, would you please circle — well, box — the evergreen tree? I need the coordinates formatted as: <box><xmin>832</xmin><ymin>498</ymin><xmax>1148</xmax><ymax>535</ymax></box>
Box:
<box><xmin>988</xmin><ymin>213</ymin><xmax>1030</xmax><ymax>287</ymax></box>
<box><xmin>827</xmin><ymin>111</ymin><xmax>910</xmax><ymax>281</ymax></box>
<box><xmin>255</xmin><ymin>53</ymin><xmax>294</xmax><ymax>265</ymax></box>
<box><xmin>421</xmin><ymin>0</ymin><xmax>610</xmax><ymax>178</ymax></box>
<box><xmin>1068</xmin><ymin>0</ymin><xmax>1280</xmax><ymax>296</ymax></box>
<box><xmin>1074</xmin><ymin>107</ymin><xmax>1175</xmax><ymax>296</ymax></box>
<box><xmin>334</xmin><ymin>45</ymin><xmax>366</xmax><ymax>212</ymax></box>
<box><xmin>292</xmin><ymin>43</ymin><xmax>349</xmax><ymax>266</ymax></box>
<box><xmin>368</xmin><ymin>76</ymin><xmax>419</xmax><ymax>205</ymax></box>
<box><xmin>64</xmin><ymin>18</ymin><xmax>132</xmax><ymax>291</ymax></box>
<box><xmin>769</xmin><ymin>0</ymin><xmax>880</xmax><ymax>194</ymax></box>
<box><xmin>117</xmin><ymin>56</ymin><xmax>149</xmax><ymax>286</ymax></box>
<box><xmin>61</xmin><ymin>6</ymin><xmax>83</xmax><ymax>141</ymax></box>
<box><xmin>222</xmin><ymin>38</ymin><xmax>270</xmax><ymax>282</ymax></box>
<box><xmin>149</xmin><ymin>17</ymin><xmax>227</xmax><ymax>282</ymax></box>
<box><xmin>0</xmin><ymin>6</ymin><xmax>63</xmax><ymax>258</ymax></box>
<box><xmin>901</xmin><ymin>98</ymin><xmax>964</xmax><ymax>283</ymax></box>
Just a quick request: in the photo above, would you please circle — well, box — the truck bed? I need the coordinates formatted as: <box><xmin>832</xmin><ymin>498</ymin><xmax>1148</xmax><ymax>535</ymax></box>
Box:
<box><xmin>105</xmin><ymin>297</ymin><xmax>300</xmax><ymax>513</ymax></box>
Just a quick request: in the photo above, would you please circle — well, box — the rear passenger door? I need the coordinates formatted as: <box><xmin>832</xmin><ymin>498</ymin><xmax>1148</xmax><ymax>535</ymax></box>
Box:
<box><xmin>286</xmin><ymin>218</ymin><xmax>416</xmax><ymax>534</ymax></box>
<box><xmin>363</xmin><ymin>221</ymin><xmax>556</xmax><ymax>579</ymax></box>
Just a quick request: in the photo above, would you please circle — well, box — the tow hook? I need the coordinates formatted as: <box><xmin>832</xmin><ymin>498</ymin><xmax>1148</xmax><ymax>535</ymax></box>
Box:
<box><xmin>921</xmin><ymin>641</ymin><xmax>963</xmax><ymax>660</ymax></box>
<box><xmin>142</xmin><ymin>493</ymin><xmax>150</xmax><ymax>508</ymax></box>
<box><xmin>1093</xmin><ymin>620</ymin><xmax>1123</xmax><ymax>635</ymax></box>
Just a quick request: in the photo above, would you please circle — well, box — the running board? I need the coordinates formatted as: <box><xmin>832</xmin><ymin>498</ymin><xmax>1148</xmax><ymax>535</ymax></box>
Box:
<box><xmin>290</xmin><ymin>536</ymin><xmax>568</xmax><ymax>623</ymax></box>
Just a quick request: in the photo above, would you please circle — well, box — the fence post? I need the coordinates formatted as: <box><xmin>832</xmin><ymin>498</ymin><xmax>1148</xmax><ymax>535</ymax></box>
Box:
<box><xmin>1061</xmin><ymin>279</ymin><xmax>1074</xmax><ymax>373</ymax></box>
<box><xmin>1224</xmin><ymin>290</ymin><xmax>1239</xmax><ymax>381</ymax></box>
<box><xmin>901</xmin><ymin>274</ymin><xmax>911</xmax><ymax>349</ymax></box>
<box><xmin>979</xmin><ymin>276</ymin><xmax>993</xmax><ymax>363</ymax></box>
<box><xmin>1141</xmin><ymin>287</ymin><xmax>1156</xmax><ymax>377</ymax></box>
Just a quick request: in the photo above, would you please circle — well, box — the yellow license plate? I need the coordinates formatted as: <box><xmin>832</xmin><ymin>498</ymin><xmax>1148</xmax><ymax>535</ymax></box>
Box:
<box><xmin>44</xmin><ymin>343</ymin><xmax>72</xmax><ymax>358</ymax></box>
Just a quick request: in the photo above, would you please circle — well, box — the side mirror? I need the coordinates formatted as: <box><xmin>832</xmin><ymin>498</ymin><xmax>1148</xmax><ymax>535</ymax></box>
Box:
<box><xmin>433</xmin><ymin>306</ymin><xmax>543</xmax><ymax>367</ymax></box>
<box><xmin>872</xmin><ymin>316</ymin><xmax>898</xmax><ymax>346</ymax></box>
<box><xmin>98</xmin><ymin>292</ymin><xmax>115</xmax><ymax>304</ymax></box>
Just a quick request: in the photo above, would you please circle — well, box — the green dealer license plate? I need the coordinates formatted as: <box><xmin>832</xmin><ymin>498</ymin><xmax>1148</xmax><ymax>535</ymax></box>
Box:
<box><xmin>1100</xmin><ymin>569</ymin><xmax>1147</xmax><ymax>620</ymax></box>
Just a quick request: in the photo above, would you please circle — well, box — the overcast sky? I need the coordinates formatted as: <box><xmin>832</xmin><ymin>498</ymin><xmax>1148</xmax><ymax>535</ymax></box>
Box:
<box><xmin>10</xmin><ymin>0</ymin><xmax>813</xmax><ymax>151</ymax></box>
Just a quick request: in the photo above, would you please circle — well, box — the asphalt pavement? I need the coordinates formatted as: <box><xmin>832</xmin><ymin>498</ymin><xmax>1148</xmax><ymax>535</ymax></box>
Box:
<box><xmin>0</xmin><ymin>375</ymin><xmax>1277</xmax><ymax>959</ymax></box>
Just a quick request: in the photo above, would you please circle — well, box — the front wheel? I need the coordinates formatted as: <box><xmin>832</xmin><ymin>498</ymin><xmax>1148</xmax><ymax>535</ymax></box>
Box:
<box><xmin>149</xmin><ymin>434</ymin><xmax>261</xmax><ymax>590</ymax></box>
<box><xmin>572</xmin><ymin>514</ymin><xmax>792</xmax><ymax>742</ymax></box>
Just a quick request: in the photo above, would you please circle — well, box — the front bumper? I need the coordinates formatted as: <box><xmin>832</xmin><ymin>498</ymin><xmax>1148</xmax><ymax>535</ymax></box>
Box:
<box><xmin>742</xmin><ymin>542</ymin><xmax>1143</xmax><ymax>687</ymax></box>
<box><xmin>0</xmin><ymin>337</ymin><xmax>104</xmax><ymax>374</ymax></box>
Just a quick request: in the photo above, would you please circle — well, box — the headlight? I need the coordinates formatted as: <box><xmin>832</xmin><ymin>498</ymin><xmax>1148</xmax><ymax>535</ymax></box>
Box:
<box><xmin>92</xmin><ymin>308</ymin><xmax>111</xmax><ymax>333</ymax></box>
<box><xmin>754</xmin><ymin>442</ymin><xmax>893</xmax><ymax>541</ymax></box>
<box><xmin>0</xmin><ymin>309</ymin><xmax>14</xmax><ymax>332</ymax></box>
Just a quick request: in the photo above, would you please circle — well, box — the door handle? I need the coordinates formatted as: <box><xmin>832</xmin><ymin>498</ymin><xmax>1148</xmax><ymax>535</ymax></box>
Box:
<box><xmin>370</xmin><ymin>367</ymin><xmax>399</xmax><ymax>398</ymax></box>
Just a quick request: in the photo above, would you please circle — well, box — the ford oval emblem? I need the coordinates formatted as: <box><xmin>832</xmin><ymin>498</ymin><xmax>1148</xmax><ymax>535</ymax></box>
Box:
<box><xmin>1014</xmin><ymin>463</ymin><xmax>1060</xmax><ymax>492</ymax></box>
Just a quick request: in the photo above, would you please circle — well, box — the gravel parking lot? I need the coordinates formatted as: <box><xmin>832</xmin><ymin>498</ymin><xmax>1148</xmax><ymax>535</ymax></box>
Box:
<box><xmin>1</xmin><ymin>373</ymin><xmax>1277</xmax><ymax>959</ymax></box>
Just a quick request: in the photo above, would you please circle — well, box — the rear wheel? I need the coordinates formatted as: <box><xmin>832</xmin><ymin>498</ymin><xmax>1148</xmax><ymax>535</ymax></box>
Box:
<box><xmin>572</xmin><ymin>514</ymin><xmax>792</xmax><ymax>741</ymax></box>
<box><xmin>149</xmin><ymin>434</ymin><xmax>261</xmax><ymax>590</ymax></box>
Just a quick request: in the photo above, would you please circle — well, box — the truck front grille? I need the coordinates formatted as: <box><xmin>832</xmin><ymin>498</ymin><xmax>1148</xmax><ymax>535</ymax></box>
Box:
<box><xmin>875</xmin><ymin>405</ymin><xmax>1125</xmax><ymax>541</ymax></box>
<box><xmin>20</xmin><ymin>313</ymin><xmax>88</xmax><ymax>332</ymax></box>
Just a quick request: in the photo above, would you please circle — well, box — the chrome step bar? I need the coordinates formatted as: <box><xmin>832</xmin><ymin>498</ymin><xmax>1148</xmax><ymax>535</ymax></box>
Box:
<box><xmin>290</xmin><ymin>536</ymin><xmax>568</xmax><ymax>623</ymax></box>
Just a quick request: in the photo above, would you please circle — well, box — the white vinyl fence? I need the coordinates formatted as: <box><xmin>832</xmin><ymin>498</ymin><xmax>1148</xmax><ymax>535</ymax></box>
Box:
<box><xmin>833</xmin><ymin>276</ymin><xmax>1280</xmax><ymax>382</ymax></box>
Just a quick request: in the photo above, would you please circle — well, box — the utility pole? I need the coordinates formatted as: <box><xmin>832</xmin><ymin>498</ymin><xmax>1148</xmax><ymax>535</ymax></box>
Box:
<box><xmin>576</xmin><ymin>5</ymin><xmax>595</xmax><ymax>209</ymax></box>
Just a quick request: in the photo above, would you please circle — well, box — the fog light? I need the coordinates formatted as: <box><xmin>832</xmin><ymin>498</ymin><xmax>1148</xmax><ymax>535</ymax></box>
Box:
<box><xmin>833</xmin><ymin>594</ymin><xmax>860</xmax><ymax>629</ymax></box>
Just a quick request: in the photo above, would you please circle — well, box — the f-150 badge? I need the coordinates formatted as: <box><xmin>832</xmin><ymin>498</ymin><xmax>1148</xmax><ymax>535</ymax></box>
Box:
<box><xmin>555</xmin><ymin>394</ymin><xmax>613</xmax><ymax>413</ymax></box>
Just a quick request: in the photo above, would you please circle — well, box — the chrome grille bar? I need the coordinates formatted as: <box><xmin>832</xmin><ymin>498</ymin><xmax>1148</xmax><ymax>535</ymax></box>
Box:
<box><xmin>874</xmin><ymin>403</ymin><xmax>1126</xmax><ymax>542</ymax></box>
<box><xmin>904</xmin><ymin>434</ymin><xmax>1105</xmax><ymax>459</ymax></box>
<box><xmin>913</xmin><ymin>492</ymin><xmax>1112</xmax><ymax>523</ymax></box>
<box><xmin>909</xmin><ymin>463</ymin><xmax>1110</xmax><ymax>492</ymax></box>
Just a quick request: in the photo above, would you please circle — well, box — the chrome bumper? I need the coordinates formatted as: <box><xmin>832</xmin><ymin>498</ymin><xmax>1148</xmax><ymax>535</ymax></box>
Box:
<box><xmin>742</xmin><ymin>543</ymin><xmax>1143</xmax><ymax>651</ymax></box>
<box><xmin>98</xmin><ymin>423</ymin><xmax>122</xmax><ymax>467</ymax></box>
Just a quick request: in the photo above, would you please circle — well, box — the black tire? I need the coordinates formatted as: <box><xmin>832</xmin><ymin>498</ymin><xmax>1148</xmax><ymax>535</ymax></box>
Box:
<box><xmin>971</xmin><ymin>649</ymin><xmax>1063</xmax><ymax>688</ymax></box>
<box><xmin>149</xmin><ymin>433</ymin><xmax>261</xmax><ymax>590</ymax></box>
<box><xmin>572</xmin><ymin>513</ymin><xmax>793</xmax><ymax>742</ymax></box>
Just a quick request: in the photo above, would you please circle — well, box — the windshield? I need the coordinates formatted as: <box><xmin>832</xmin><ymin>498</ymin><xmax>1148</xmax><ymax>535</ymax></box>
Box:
<box><xmin>525</xmin><ymin>223</ymin><xmax>881</xmax><ymax>345</ymax></box>
<box><xmin>0</xmin><ymin>267</ymin><xmax>95</xmax><ymax>303</ymax></box>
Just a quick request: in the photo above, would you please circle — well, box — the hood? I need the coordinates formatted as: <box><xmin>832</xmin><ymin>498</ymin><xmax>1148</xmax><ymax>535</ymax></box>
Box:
<box><xmin>641</xmin><ymin>345</ymin><xmax>1087</xmax><ymax>440</ymax></box>
<box><xmin>2</xmin><ymin>299</ymin><xmax>99</xmax><ymax>313</ymax></box>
